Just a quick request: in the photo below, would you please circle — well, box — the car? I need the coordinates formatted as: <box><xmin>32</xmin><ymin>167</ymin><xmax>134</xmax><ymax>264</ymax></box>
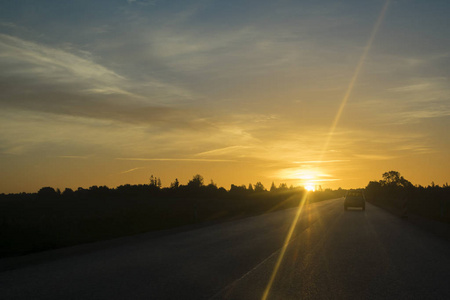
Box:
<box><xmin>344</xmin><ymin>190</ymin><xmax>365</xmax><ymax>211</ymax></box>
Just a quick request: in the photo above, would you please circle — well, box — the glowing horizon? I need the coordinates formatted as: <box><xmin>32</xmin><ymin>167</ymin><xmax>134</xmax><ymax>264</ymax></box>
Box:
<box><xmin>1</xmin><ymin>0</ymin><xmax>449</xmax><ymax>193</ymax></box>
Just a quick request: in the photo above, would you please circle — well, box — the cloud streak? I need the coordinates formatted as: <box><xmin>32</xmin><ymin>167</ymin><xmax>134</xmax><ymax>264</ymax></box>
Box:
<box><xmin>116</xmin><ymin>158</ymin><xmax>237</xmax><ymax>162</ymax></box>
<box><xmin>0</xmin><ymin>33</ymin><xmax>126</xmax><ymax>92</ymax></box>
<box><xmin>120</xmin><ymin>167</ymin><xmax>145</xmax><ymax>174</ymax></box>
<box><xmin>0</xmin><ymin>33</ymin><xmax>202</xmax><ymax>128</ymax></box>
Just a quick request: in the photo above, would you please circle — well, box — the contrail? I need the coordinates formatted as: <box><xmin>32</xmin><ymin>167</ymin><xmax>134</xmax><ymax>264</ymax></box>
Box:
<box><xmin>262</xmin><ymin>1</ymin><xmax>390</xmax><ymax>299</ymax></box>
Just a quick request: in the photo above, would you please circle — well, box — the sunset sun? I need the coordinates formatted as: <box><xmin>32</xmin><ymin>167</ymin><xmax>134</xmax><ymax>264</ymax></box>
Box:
<box><xmin>305</xmin><ymin>184</ymin><xmax>316</xmax><ymax>192</ymax></box>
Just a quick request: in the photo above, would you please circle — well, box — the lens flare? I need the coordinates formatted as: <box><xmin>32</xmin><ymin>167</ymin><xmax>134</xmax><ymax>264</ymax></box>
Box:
<box><xmin>261</xmin><ymin>191</ymin><xmax>309</xmax><ymax>300</ymax></box>
<box><xmin>262</xmin><ymin>2</ymin><xmax>390</xmax><ymax>299</ymax></box>
<box><xmin>319</xmin><ymin>0</ymin><xmax>390</xmax><ymax>162</ymax></box>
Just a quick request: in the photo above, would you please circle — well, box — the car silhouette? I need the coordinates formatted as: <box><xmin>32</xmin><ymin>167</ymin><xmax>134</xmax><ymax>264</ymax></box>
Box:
<box><xmin>344</xmin><ymin>190</ymin><xmax>365</xmax><ymax>211</ymax></box>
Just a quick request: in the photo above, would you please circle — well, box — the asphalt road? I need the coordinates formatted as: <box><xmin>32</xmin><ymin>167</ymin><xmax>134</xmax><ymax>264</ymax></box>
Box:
<box><xmin>1</xmin><ymin>198</ymin><xmax>450</xmax><ymax>299</ymax></box>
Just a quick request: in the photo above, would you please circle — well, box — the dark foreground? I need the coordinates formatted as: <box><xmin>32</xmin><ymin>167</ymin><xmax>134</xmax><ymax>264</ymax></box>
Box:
<box><xmin>1</xmin><ymin>198</ymin><xmax>450</xmax><ymax>299</ymax></box>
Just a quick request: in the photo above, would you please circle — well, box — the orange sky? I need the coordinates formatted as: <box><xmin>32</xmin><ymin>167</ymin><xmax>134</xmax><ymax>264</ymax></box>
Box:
<box><xmin>1</xmin><ymin>0</ymin><xmax>449</xmax><ymax>193</ymax></box>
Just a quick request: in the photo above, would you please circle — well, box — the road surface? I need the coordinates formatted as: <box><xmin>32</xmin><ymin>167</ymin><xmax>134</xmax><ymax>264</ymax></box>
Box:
<box><xmin>1</xmin><ymin>198</ymin><xmax>450</xmax><ymax>299</ymax></box>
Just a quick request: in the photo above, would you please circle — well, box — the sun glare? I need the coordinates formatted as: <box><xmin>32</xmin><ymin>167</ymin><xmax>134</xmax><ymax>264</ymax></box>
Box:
<box><xmin>305</xmin><ymin>184</ymin><xmax>315</xmax><ymax>192</ymax></box>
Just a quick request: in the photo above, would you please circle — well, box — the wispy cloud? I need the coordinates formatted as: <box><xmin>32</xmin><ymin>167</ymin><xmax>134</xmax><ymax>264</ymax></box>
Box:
<box><xmin>195</xmin><ymin>146</ymin><xmax>252</xmax><ymax>157</ymax></box>
<box><xmin>396</xmin><ymin>108</ymin><xmax>450</xmax><ymax>124</ymax></box>
<box><xmin>353</xmin><ymin>154</ymin><xmax>395</xmax><ymax>160</ymax></box>
<box><xmin>0</xmin><ymin>33</ymin><xmax>126</xmax><ymax>92</ymax></box>
<box><xmin>293</xmin><ymin>160</ymin><xmax>349</xmax><ymax>164</ymax></box>
<box><xmin>120</xmin><ymin>167</ymin><xmax>145</xmax><ymax>174</ymax></box>
<box><xmin>0</xmin><ymin>22</ymin><xmax>18</xmax><ymax>29</ymax></box>
<box><xmin>274</xmin><ymin>167</ymin><xmax>340</xmax><ymax>184</ymax></box>
<box><xmin>351</xmin><ymin>76</ymin><xmax>450</xmax><ymax>127</ymax></box>
<box><xmin>0</xmin><ymin>33</ymin><xmax>200</xmax><ymax>127</ymax></box>
<box><xmin>393</xmin><ymin>143</ymin><xmax>435</xmax><ymax>154</ymax></box>
<box><xmin>127</xmin><ymin>0</ymin><xmax>157</xmax><ymax>6</ymax></box>
<box><xmin>388</xmin><ymin>77</ymin><xmax>449</xmax><ymax>95</ymax></box>
<box><xmin>57</xmin><ymin>155</ymin><xmax>89</xmax><ymax>159</ymax></box>
<box><xmin>116</xmin><ymin>158</ymin><xmax>237</xmax><ymax>162</ymax></box>
<box><xmin>389</xmin><ymin>83</ymin><xmax>432</xmax><ymax>92</ymax></box>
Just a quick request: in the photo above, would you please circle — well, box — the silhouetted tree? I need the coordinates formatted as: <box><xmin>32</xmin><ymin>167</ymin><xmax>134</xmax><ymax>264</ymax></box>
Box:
<box><xmin>248</xmin><ymin>183</ymin><xmax>254</xmax><ymax>192</ymax></box>
<box><xmin>149</xmin><ymin>175</ymin><xmax>162</xmax><ymax>188</ymax></box>
<box><xmin>62</xmin><ymin>188</ymin><xmax>74</xmax><ymax>196</ymax></box>
<box><xmin>188</xmin><ymin>174</ymin><xmax>204</xmax><ymax>188</ymax></box>
<box><xmin>38</xmin><ymin>187</ymin><xmax>56</xmax><ymax>194</ymax></box>
<box><xmin>37</xmin><ymin>187</ymin><xmax>58</xmax><ymax>200</ymax></box>
<box><xmin>207</xmin><ymin>180</ymin><xmax>217</xmax><ymax>189</ymax></box>
<box><xmin>170</xmin><ymin>178</ymin><xmax>180</xmax><ymax>189</ymax></box>
<box><xmin>270</xmin><ymin>182</ymin><xmax>277</xmax><ymax>192</ymax></box>
<box><xmin>278</xmin><ymin>183</ymin><xmax>288</xmax><ymax>191</ymax></box>
<box><xmin>230</xmin><ymin>184</ymin><xmax>247</xmax><ymax>194</ymax></box>
<box><xmin>365</xmin><ymin>181</ymin><xmax>382</xmax><ymax>200</ymax></box>
<box><xmin>380</xmin><ymin>171</ymin><xmax>412</xmax><ymax>188</ymax></box>
<box><xmin>205</xmin><ymin>180</ymin><xmax>218</xmax><ymax>194</ymax></box>
<box><xmin>254</xmin><ymin>182</ymin><xmax>265</xmax><ymax>192</ymax></box>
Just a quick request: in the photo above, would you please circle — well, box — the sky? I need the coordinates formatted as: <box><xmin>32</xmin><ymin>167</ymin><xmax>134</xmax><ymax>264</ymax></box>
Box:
<box><xmin>1</xmin><ymin>0</ymin><xmax>449</xmax><ymax>193</ymax></box>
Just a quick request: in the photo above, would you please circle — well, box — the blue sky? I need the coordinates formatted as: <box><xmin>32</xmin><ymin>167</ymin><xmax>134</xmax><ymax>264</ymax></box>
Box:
<box><xmin>1</xmin><ymin>0</ymin><xmax>449</xmax><ymax>192</ymax></box>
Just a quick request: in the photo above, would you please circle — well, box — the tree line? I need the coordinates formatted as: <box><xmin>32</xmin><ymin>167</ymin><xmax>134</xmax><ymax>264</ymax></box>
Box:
<box><xmin>3</xmin><ymin>171</ymin><xmax>447</xmax><ymax>258</ymax></box>
<box><xmin>0</xmin><ymin>174</ymin><xmax>345</xmax><ymax>257</ymax></box>
<box><xmin>365</xmin><ymin>171</ymin><xmax>450</xmax><ymax>222</ymax></box>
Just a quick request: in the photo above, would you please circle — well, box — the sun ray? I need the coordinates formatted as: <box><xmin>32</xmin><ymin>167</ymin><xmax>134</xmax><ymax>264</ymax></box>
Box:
<box><xmin>262</xmin><ymin>2</ymin><xmax>391</xmax><ymax>299</ymax></box>
<box><xmin>261</xmin><ymin>191</ymin><xmax>309</xmax><ymax>300</ymax></box>
<box><xmin>319</xmin><ymin>0</ymin><xmax>391</xmax><ymax>162</ymax></box>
